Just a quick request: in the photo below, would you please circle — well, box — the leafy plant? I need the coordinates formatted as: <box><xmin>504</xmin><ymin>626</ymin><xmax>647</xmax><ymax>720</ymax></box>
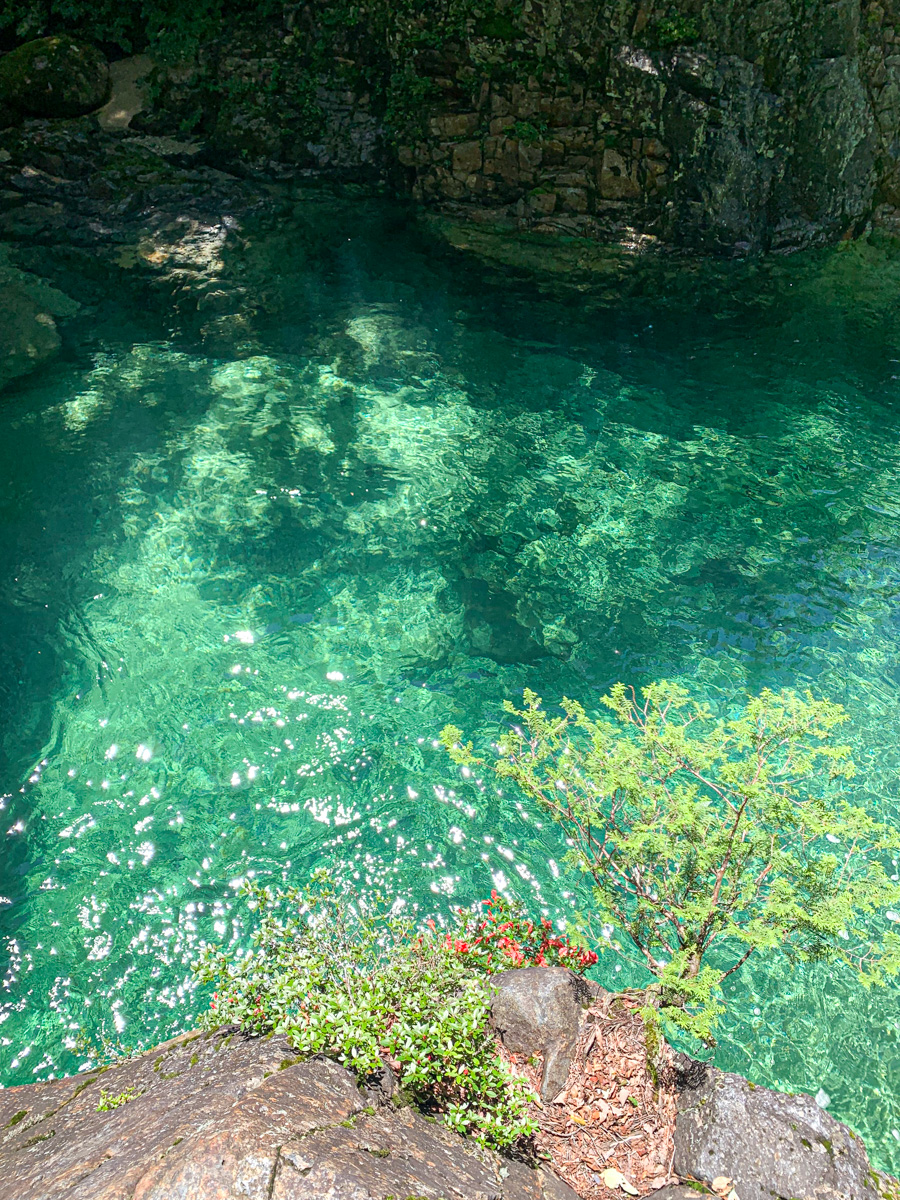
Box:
<box><xmin>194</xmin><ymin>874</ymin><xmax>536</xmax><ymax>1149</ymax></box>
<box><xmin>384</xmin><ymin>64</ymin><xmax>438</xmax><ymax>137</ymax></box>
<box><xmin>655</xmin><ymin>14</ymin><xmax>701</xmax><ymax>46</ymax></box>
<box><xmin>449</xmin><ymin>890</ymin><xmax>598</xmax><ymax>974</ymax></box>
<box><xmin>96</xmin><ymin>1085</ymin><xmax>141</xmax><ymax>1111</ymax></box>
<box><xmin>513</xmin><ymin>118</ymin><xmax>547</xmax><ymax>145</ymax></box>
<box><xmin>442</xmin><ymin>683</ymin><xmax>900</xmax><ymax>1043</ymax></box>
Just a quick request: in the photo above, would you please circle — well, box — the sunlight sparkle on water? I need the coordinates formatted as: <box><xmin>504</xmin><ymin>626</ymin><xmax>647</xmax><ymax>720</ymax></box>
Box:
<box><xmin>2</xmin><ymin>224</ymin><xmax>900</xmax><ymax>1168</ymax></box>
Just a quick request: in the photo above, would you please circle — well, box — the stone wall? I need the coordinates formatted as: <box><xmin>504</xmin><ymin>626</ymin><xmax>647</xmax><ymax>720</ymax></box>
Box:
<box><xmin>388</xmin><ymin>0</ymin><xmax>900</xmax><ymax>253</ymax></box>
<box><xmin>5</xmin><ymin>1</ymin><xmax>900</xmax><ymax>254</ymax></box>
<box><xmin>134</xmin><ymin>0</ymin><xmax>900</xmax><ymax>254</ymax></box>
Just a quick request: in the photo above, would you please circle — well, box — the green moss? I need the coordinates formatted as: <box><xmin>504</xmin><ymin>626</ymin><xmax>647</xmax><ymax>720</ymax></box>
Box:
<box><xmin>21</xmin><ymin>1129</ymin><xmax>56</xmax><ymax>1148</ymax></box>
<box><xmin>69</xmin><ymin>1077</ymin><xmax>98</xmax><ymax>1100</ymax></box>
<box><xmin>189</xmin><ymin>1053</ymin><xmax>199</xmax><ymax>1066</ymax></box>
<box><xmin>654</xmin><ymin>13</ymin><xmax>701</xmax><ymax>46</ymax></box>
<box><xmin>96</xmin><ymin>1086</ymin><xmax>141</xmax><ymax>1112</ymax></box>
<box><xmin>514</xmin><ymin>119</ymin><xmax>547</xmax><ymax>145</ymax></box>
<box><xmin>641</xmin><ymin>1004</ymin><xmax>663</xmax><ymax>1085</ymax></box>
<box><xmin>475</xmin><ymin>13</ymin><xmax>517</xmax><ymax>39</ymax></box>
<box><xmin>868</xmin><ymin>1171</ymin><xmax>900</xmax><ymax>1200</ymax></box>
<box><xmin>4</xmin><ymin>1111</ymin><xmax>27</xmax><ymax>1129</ymax></box>
<box><xmin>0</xmin><ymin>35</ymin><xmax>109</xmax><ymax>118</ymax></box>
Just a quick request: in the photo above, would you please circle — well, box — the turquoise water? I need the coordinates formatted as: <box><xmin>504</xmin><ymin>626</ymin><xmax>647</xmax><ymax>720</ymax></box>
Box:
<box><xmin>3</xmin><ymin>204</ymin><xmax>900</xmax><ymax>1168</ymax></box>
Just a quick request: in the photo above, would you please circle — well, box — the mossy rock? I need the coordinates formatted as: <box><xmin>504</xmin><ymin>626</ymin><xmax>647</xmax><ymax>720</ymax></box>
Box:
<box><xmin>211</xmin><ymin>104</ymin><xmax>286</xmax><ymax>164</ymax></box>
<box><xmin>0</xmin><ymin>97</ymin><xmax>20</xmax><ymax>129</ymax></box>
<box><xmin>0</xmin><ymin>36</ymin><xmax>110</xmax><ymax>119</ymax></box>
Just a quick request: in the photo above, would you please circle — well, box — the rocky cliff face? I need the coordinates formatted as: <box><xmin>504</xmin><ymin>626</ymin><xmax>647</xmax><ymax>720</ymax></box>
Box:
<box><xmin>3</xmin><ymin>1</ymin><xmax>899</xmax><ymax>255</ymax></box>
<box><xmin>127</xmin><ymin>0</ymin><xmax>900</xmax><ymax>254</ymax></box>
<box><xmin>390</xmin><ymin>0</ymin><xmax>900</xmax><ymax>253</ymax></box>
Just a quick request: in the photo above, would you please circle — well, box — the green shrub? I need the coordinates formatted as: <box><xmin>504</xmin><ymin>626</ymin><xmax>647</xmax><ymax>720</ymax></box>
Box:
<box><xmin>193</xmin><ymin>874</ymin><xmax>537</xmax><ymax>1150</ymax></box>
<box><xmin>513</xmin><ymin>118</ymin><xmax>547</xmax><ymax>145</ymax></box>
<box><xmin>655</xmin><ymin>14</ymin><xmax>701</xmax><ymax>46</ymax></box>
<box><xmin>442</xmin><ymin>683</ymin><xmax>900</xmax><ymax>1044</ymax></box>
<box><xmin>96</xmin><ymin>1085</ymin><xmax>141</xmax><ymax>1111</ymax></box>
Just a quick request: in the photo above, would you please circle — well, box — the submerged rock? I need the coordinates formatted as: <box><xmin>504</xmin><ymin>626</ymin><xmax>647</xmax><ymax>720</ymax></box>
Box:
<box><xmin>0</xmin><ymin>36</ymin><xmax>109</xmax><ymax>119</ymax></box>
<box><xmin>0</xmin><ymin>249</ymin><xmax>78</xmax><ymax>392</ymax></box>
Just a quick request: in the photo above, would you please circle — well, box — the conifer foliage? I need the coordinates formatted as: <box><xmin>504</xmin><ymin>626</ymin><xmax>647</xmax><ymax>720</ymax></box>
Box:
<box><xmin>443</xmin><ymin>683</ymin><xmax>900</xmax><ymax>1041</ymax></box>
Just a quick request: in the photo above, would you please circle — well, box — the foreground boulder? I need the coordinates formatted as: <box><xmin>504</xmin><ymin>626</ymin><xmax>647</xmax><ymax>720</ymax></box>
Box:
<box><xmin>673</xmin><ymin>1061</ymin><xmax>890</xmax><ymax>1200</ymax></box>
<box><xmin>492</xmin><ymin>969</ymin><xmax>899</xmax><ymax>1200</ymax></box>
<box><xmin>0</xmin><ymin>971</ymin><xmax>895</xmax><ymax>1200</ymax></box>
<box><xmin>0</xmin><ymin>1025</ymin><xmax>576</xmax><ymax>1200</ymax></box>
<box><xmin>0</xmin><ymin>37</ymin><xmax>109</xmax><ymax>118</ymax></box>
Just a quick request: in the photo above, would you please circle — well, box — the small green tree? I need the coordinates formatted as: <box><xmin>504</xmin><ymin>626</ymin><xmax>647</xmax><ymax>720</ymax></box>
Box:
<box><xmin>442</xmin><ymin>683</ymin><xmax>900</xmax><ymax>1043</ymax></box>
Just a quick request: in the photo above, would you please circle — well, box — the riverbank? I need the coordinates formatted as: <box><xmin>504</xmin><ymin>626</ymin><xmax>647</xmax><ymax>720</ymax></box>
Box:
<box><xmin>5</xmin><ymin>0</ymin><xmax>900</xmax><ymax>261</ymax></box>
<box><xmin>0</xmin><ymin>968</ymin><xmax>893</xmax><ymax>1200</ymax></box>
<box><xmin>4</xmin><ymin>12</ymin><xmax>900</xmax><ymax>1182</ymax></box>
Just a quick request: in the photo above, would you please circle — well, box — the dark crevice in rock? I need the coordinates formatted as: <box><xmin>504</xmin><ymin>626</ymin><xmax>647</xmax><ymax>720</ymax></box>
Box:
<box><xmin>265</xmin><ymin>1145</ymin><xmax>282</xmax><ymax>1200</ymax></box>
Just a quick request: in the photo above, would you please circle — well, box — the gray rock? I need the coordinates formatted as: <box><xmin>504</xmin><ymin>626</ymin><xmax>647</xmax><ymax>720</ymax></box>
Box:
<box><xmin>539</xmin><ymin>1168</ymin><xmax>583</xmax><ymax>1200</ymax></box>
<box><xmin>0</xmin><ymin>1027</ymin><xmax>567</xmax><ymax>1200</ymax></box>
<box><xmin>492</xmin><ymin>967</ymin><xmax>601</xmax><ymax>1101</ymax></box>
<box><xmin>645</xmin><ymin>1189</ymin><xmax>708</xmax><ymax>1200</ymax></box>
<box><xmin>674</xmin><ymin>1063</ymin><xmax>893</xmax><ymax>1200</ymax></box>
<box><xmin>96</xmin><ymin>55</ymin><xmax>153</xmax><ymax>132</ymax></box>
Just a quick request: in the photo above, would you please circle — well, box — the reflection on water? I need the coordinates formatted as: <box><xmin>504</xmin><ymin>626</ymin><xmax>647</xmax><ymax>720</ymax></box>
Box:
<box><xmin>2</xmin><ymin>208</ymin><xmax>900</xmax><ymax>1166</ymax></box>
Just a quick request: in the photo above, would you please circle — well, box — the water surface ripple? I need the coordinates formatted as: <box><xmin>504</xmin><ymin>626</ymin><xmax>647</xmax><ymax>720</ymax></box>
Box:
<box><xmin>2</xmin><ymin>211</ymin><xmax>900</xmax><ymax>1167</ymax></box>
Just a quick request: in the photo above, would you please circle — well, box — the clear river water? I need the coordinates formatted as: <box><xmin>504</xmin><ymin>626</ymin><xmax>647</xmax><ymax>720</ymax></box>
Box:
<box><xmin>2</xmin><ymin>200</ymin><xmax>900</xmax><ymax>1169</ymax></box>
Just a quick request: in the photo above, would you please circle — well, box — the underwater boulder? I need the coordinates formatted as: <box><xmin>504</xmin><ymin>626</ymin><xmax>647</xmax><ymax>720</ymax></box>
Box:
<box><xmin>0</xmin><ymin>36</ymin><xmax>110</xmax><ymax>119</ymax></box>
<box><xmin>0</xmin><ymin>250</ymin><xmax>79</xmax><ymax>393</ymax></box>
